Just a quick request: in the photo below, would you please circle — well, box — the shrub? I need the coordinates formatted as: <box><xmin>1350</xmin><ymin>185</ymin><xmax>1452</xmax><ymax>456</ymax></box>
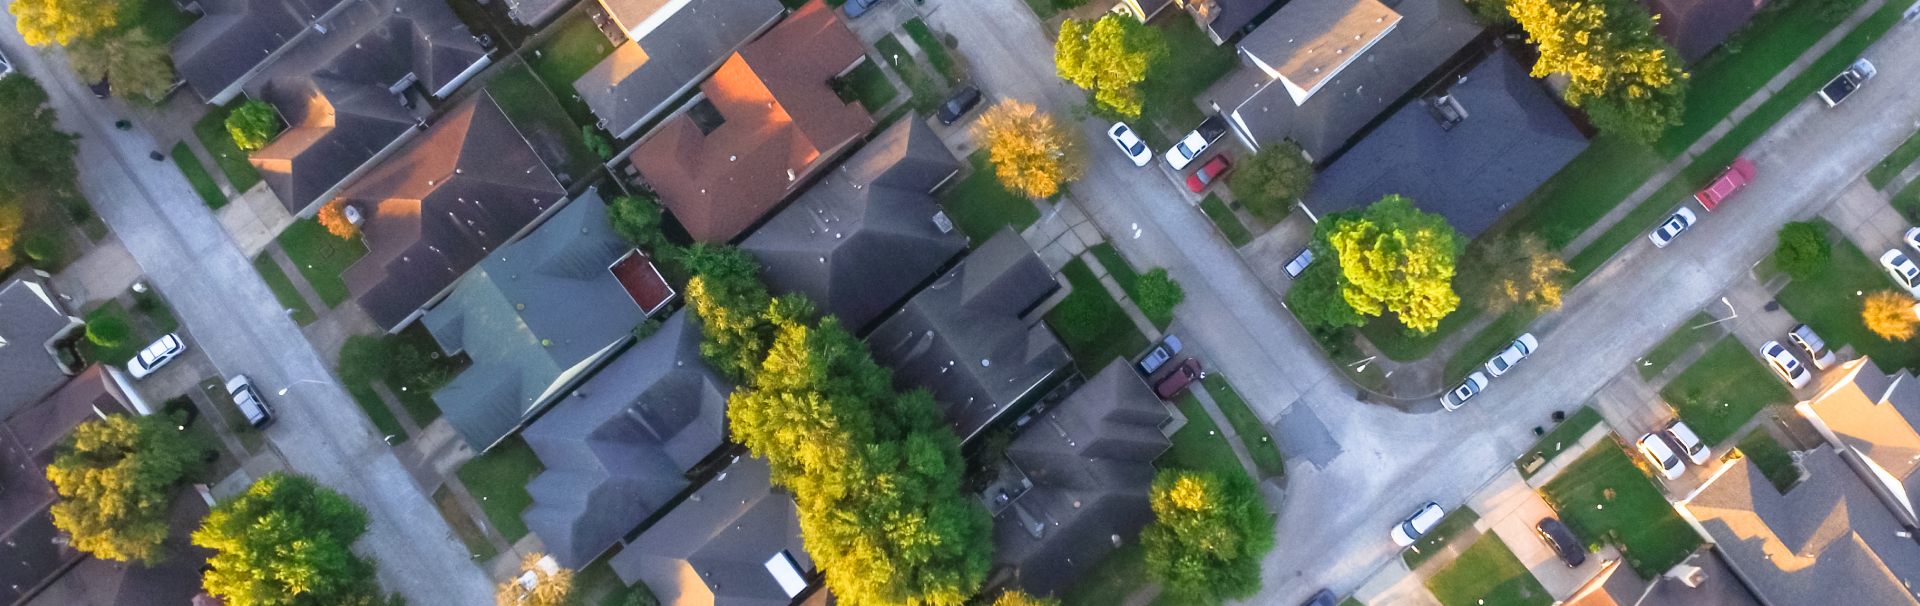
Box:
<box><xmin>583</xmin><ymin>126</ymin><xmax>614</xmax><ymax>160</ymax></box>
<box><xmin>1134</xmin><ymin>268</ymin><xmax>1184</xmax><ymax>320</ymax></box>
<box><xmin>225</xmin><ymin>100</ymin><xmax>281</xmax><ymax>152</ymax></box>
<box><xmin>1774</xmin><ymin>222</ymin><xmax>1830</xmax><ymax>280</ymax></box>
<box><xmin>86</xmin><ymin>315</ymin><xmax>131</xmax><ymax>346</ymax></box>
<box><xmin>1227</xmin><ymin>142</ymin><xmax>1314</xmax><ymax>224</ymax></box>
<box><xmin>607</xmin><ymin>195</ymin><xmax>667</xmax><ymax>252</ymax></box>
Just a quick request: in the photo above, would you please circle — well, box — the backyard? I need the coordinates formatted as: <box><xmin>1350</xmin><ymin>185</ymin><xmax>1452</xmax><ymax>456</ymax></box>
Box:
<box><xmin>1059</xmin><ymin>541</ymin><xmax>1146</xmax><ymax>606</ymax></box>
<box><xmin>1515</xmin><ymin>406</ymin><xmax>1604</xmax><ymax>480</ymax></box>
<box><xmin>1737</xmin><ymin>428</ymin><xmax>1801</xmax><ymax>494</ymax></box>
<box><xmin>485</xmin><ymin>62</ymin><xmax>606</xmax><ymax>183</ymax></box>
<box><xmin>1424</xmin><ymin>534</ymin><xmax>1552</xmax><ymax>606</ymax></box>
<box><xmin>456</xmin><ymin>437</ymin><xmax>545</xmax><ymax>543</ymax></box>
<box><xmin>1773</xmin><ymin>235</ymin><xmax>1917</xmax><ymax>372</ymax></box>
<box><xmin>524</xmin><ymin>8</ymin><xmax>620</xmax><ymax>129</ymax></box>
<box><xmin>1203</xmin><ymin>376</ymin><xmax>1285</xmax><ymax>478</ymax></box>
<box><xmin>276</xmin><ymin>218</ymin><xmax>368</xmax><ymax>308</ymax></box>
<box><xmin>1541</xmin><ymin>443</ymin><xmax>1703</xmax><ymax>578</ymax></box>
<box><xmin>940</xmin><ymin>152</ymin><xmax>1041</xmax><ymax>246</ymax></box>
<box><xmin>1659</xmin><ymin>336</ymin><xmax>1794</xmax><ymax>446</ymax></box>
<box><xmin>1046</xmin><ymin>259</ymin><xmax>1150</xmax><ymax>376</ymax></box>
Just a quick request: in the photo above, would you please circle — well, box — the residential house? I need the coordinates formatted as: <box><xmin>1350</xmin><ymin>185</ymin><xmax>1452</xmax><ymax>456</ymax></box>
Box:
<box><xmin>170</xmin><ymin>0</ymin><xmax>343</xmax><ymax>103</ymax></box>
<box><xmin>1217</xmin><ymin>0</ymin><xmax>1481</xmax><ymax>159</ymax></box>
<box><xmin>519</xmin><ymin>310</ymin><xmax>730</xmax><ymax>570</ymax></box>
<box><xmin>423</xmin><ymin>188</ymin><xmax>675</xmax><ymax>451</ymax></box>
<box><xmin>867</xmin><ymin>227</ymin><xmax>1070</xmax><ymax>444</ymax></box>
<box><xmin>988</xmin><ymin>359</ymin><xmax>1172</xmax><ymax>597</ymax></box>
<box><xmin>573</xmin><ymin>0</ymin><xmax>786</xmax><ymax>140</ymax></box>
<box><xmin>621</xmin><ymin>0</ymin><xmax>874</xmax><ymax>243</ymax></box>
<box><xmin>0</xmin><ymin>365</ymin><xmax>140</xmax><ymax>605</ymax></box>
<box><xmin>238</xmin><ymin>0</ymin><xmax>492</xmax><ymax>214</ymax></box>
<box><xmin>0</xmin><ymin>276</ymin><xmax>83</xmax><ymax>419</ymax></box>
<box><xmin>1792</xmin><ymin>357</ymin><xmax>1920</xmax><ymax>529</ymax></box>
<box><xmin>1302</xmin><ymin>51</ymin><xmax>1588</xmax><ymax>237</ymax></box>
<box><xmin>608</xmin><ymin>455</ymin><xmax>816</xmax><ymax>606</ymax></box>
<box><xmin>1678</xmin><ymin>444</ymin><xmax>1920</xmax><ymax>606</ymax></box>
<box><xmin>334</xmin><ymin>91</ymin><xmax>567</xmax><ymax>331</ymax></box>
<box><xmin>1174</xmin><ymin>0</ymin><xmax>1286</xmax><ymax>45</ymax></box>
<box><xmin>24</xmin><ymin>491</ymin><xmax>216</xmax><ymax>606</ymax></box>
<box><xmin>742</xmin><ymin>117</ymin><xmax>966</xmax><ymax>335</ymax></box>
<box><xmin>1564</xmin><ymin>555</ymin><xmax>1760</xmax><ymax>606</ymax></box>
<box><xmin>1638</xmin><ymin>0</ymin><xmax>1765</xmax><ymax>64</ymax></box>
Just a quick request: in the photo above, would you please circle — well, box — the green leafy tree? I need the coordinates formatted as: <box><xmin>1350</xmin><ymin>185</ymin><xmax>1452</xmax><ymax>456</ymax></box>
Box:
<box><xmin>1134</xmin><ymin>268</ymin><xmax>1184</xmax><ymax>321</ymax></box>
<box><xmin>1460</xmin><ymin>233</ymin><xmax>1570</xmax><ymax>314</ymax></box>
<box><xmin>66</xmin><ymin>30</ymin><xmax>174</xmax><ymax>103</ymax></box>
<box><xmin>1509</xmin><ymin>0</ymin><xmax>1687</xmax><ymax>143</ymax></box>
<box><xmin>1227</xmin><ymin>142</ymin><xmax>1314</xmax><ymax>224</ymax></box>
<box><xmin>681</xmin><ymin>245</ymin><xmax>777</xmax><ymax>382</ymax></box>
<box><xmin>1774</xmin><ymin>221</ymin><xmax>1831</xmax><ymax>280</ymax></box>
<box><xmin>46</xmin><ymin>414</ymin><xmax>203</xmax><ymax>563</ymax></box>
<box><xmin>193</xmin><ymin>473</ymin><xmax>377</xmax><ymax>606</ymax></box>
<box><xmin>1465</xmin><ymin>0</ymin><xmax>1514</xmax><ymax>24</ymax></box>
<box><xmin>0</xmin><ymin>75</ymin><xmax>83</xmax><ymax>199</ymax></box>
<box><xmin>8</xmin><ymin>0</ymin><xmax>120</xmax><ymax>46</ymax></box>
<box><xmin>226</xmin><ymin>99</ymin><xmax>282</xmax><ymax>152</ymax></box>
<box><xmin>1054</xmin><ymin>15</ymin><xmax>1167</xmax><ymax>118</ymax></box>
<box><xmin>1327</xmin><ymin>195</ymin><xmax>1461</xmax><ymax>334</ymax></box>
<box><xmin>582</xmin><ymin>126</ymin><xmax>614</xmax><ymax>160</ymax></box>
<box><xmin>607</xmin><ymin>195</ymin><xmax>668</xmax><ymax>252</ymax></box>
<box><xmin>1141</xmin><ymin>470</ymin><xmax>1275</xmax><ymax>603</ymax></box>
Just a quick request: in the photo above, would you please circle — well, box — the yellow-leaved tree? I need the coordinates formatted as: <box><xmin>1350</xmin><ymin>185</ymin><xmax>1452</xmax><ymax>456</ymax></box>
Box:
<box><xmin>1327</xmin><ymin>195</ymin><xmax>1462</xmax><ymax>334</ymax></box>
<box><xmin>1507</xmin><ymin>0</ymin><xmax>1686</xmax><ymax>143</ymax></box>
<box><xmin>972</xmin><ymin>100</ymin><xmax>1087</xmax><ymax>199</ymax></box>
<box><xmin>1864</xmin><ymin>290</ymin><xmax>1918</xmax><ymax>341</ymax></box>
<box><xmin>8</xmin><ymin>0</ymin><xmax>121</xmax><ymax>46</ymax></box>
<box><xmin>1463</xmin><ymin>233</ymin><xmax>1570</xmax><ymax>314</ymax></box>
<box><xmin>1054</xmin><ymin>14</ymin><xmax>1166</xmax><ymax>118</ymax></box>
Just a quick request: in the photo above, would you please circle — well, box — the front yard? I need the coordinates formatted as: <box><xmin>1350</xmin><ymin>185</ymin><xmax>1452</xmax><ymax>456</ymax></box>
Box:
<box><xmin>1089</xmin><ymin>243</ymin><xmax>1171</xmax><ymax>329</ymax></box>
<box><xmin>1424</xmin><ymin>534</ymin><xmax>1552</xmax><ymax>606</ymax></box>
<box><xmin>1773</xmin><ymin>234</ymin><xmax>1916</xmax><ymax>371</ymax></box>
<box><xmin>1402</xmin><ymin>506</ymin><xmax>1479</xmax><ymax>569</ymax></box>
<box><xmin>1515</xmin><ymin>406</ymin><xmax>1603</xmax><ymax>480</ymax></box>
<box><xmin>1203</xmin><ymin>376</ymin><xmax>1284</xmax><ymax>478</ymax></box>
<box><xmin>1046</xmin><ymin>258</ymin><xmax>1149</xmax><ymax>376</ymax></box>
<box><xmin>1659</xmin><ymin>336</ymin><xmax>1793</xmax><ymax>446</ymax></box>
<box><xmin>276</xmin><ymin>218</ymin><xmax>367</xmax><ymax>308</ymax></box>
<box><xmin>192</xmin><ymin>101</ymin><xmax>264</xmax><ymax>192</ymax></box>
<box><xmin>1162</xmin><ymin>392</ymin><xmax>1243</xmax><ymax>475</ymax></box>
<box><xmin>1540</xmin><ymin>442</ymin><xmax>1702</xmax><ymax>578</ymax></box>
<box><xmin>251</xmin><ymin>255</ymin><xmax>317</xmax><ymax>325</ymax></box>
<box><xmin>1638</xmin><ymin>313</ymin><xmax>1717</xmax><ymax>381</ymax></box>
<box><xmin>171</xmin><ymin>142</ymin><xmax>227</xmax><ymax>210</ymax></box>
<box><xmin>1134</xmin><ymin>15</ymin><xmax>1237</xmax><ymax>151</ymax></box>
<box><xmin>940</xmin><ymin>152</ymin><xmax>1041</xmax><ymax>246</ymax></box>
<box><xmin>456</xmin><ymin>437</ymin><xmax>544</xmax><ymax>543</ymax></box>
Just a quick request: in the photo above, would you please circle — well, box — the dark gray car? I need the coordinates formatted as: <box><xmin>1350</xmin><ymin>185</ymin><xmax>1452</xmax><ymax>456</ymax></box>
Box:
<box><xmin>1536</xmin><ymin>517</ymin><xmax>1587</xmax><ymax>567</ymax></box>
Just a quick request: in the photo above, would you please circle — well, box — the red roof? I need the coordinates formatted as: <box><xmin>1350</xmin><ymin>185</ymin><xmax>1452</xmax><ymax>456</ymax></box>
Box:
<box><xmin>609</xmin><ymin>249</ymin><xmax>676</xmax><ymax>315</ymax></box>
<box><xmin>627</xmin><ymin>0</ymin><xmax>874</xmax><ymax>243</ymax></box>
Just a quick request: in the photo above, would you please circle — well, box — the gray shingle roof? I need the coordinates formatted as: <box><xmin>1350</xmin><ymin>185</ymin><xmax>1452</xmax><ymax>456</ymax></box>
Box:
<box><xmin>608</xmin><ymin>455</ymin><xmax>813</xmax><ymax>606</ymax></box>
<box><xmin>992</xmin><ymin>359</ymin><xmax>1171</xmax><ymax>597</ymax></box>
<box><xmin>742</xmin><ymin>117</ymin><xmax>966</xmax><ymax>335</ymax></box>
<box><xmin>1800</xmin><ymin>358</ymin><xmax>1920</xmax><ymax>528</ymax></box>
<box><xmin>423</xmin><ymin>188</ymin><xmax>647</xmax><ymax>450</ymax></box>
<box><xmin>0</xmin><ymin>278</ymin><xmax>79</xmax><ymax>419</ymax></box>
<box><xmin>1685</xmin><ymin>446</ymin><xmax>1920</xmax><ymax>606</ymax></box>
<box><xmin>1223</xmin><ymin>0</ymin><xmax>1481</xmax><ymax>159</ymax></box>
<box><xmin>520</xmin><ymin>309</ymin><xmax>732</xmax><ymax>570</ymax></box>
<box><xmin>1302</xmin><ymin>51</ymin><xmax>1588</xmax><ymax>236</ymax></box>
<box><xmin>170</xmin><ymin>0</ymin><xmax>341</xmax><ymax>99</ymax></box>
<box><xmin>573</xmin><ymin>0</ymin><xmax>784</xmax><ymax>138</ymax></box>
<box><xmin>866</xmin><ymin>227</ymin><xmax>1070</xmax><ymax>443</ymax></box>
<box><xmin>1639</xmin><ymin>0</ymin><xmax>1761</xmax><ymax>64</ymax></box>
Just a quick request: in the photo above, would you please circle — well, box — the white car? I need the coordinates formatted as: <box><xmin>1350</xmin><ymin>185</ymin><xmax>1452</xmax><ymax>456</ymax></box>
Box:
<box><xmin>1648</xmin><ymin>207</ymin><xmax>1697</xmax><ymax>248</ymax></box>
<box><xmin>1391</xmin><ymin>502</ymin><xmax>1445</xmax><ymax>547</ymax></box>
<box><xmin>1107</xmin><ymin>122</ymin><xmax>1152</xmax><ymax>167</ymax></box>
<box><xmin>1163</xmin><ymin>115</ymin><xmax>1227</xmax><ymax>170</ymax></box>
<box><xmin>1759</xmin><ymin>340</ymin><xmax>1812</xmax><ymax>389</ymax></box>
<box><xmin>1441</xmin><ymin>372</ymin><xmax>1489</xmax><ymax>411</ymax></box>
<box><xmin>1484</xmin><ymin>333</ymin><xmax>1540</xmax><ymax>377</ymax></box>
<box><xmin>225</xmin><ymin>376</ymin><xmax>276</xmax><ymax>429</ymax></box>
<box><xmin>1787</xmin><ymin>324</ymin><xmax>1836</xmax><ymax>370</ymax></box>
<box><xmin>128</xmin><ymin>333</ymin><xmax>186</xmax><ymax>379</ymax></box>
<box><xmin>1882</xmin><ymin>249</ymin><xmax>1920</xmax><ymax>297</ymax></box>
<box><xmin>1905</xmin><ymin>227</ymin><xmax>1920</xmax><ymax>252</ymax></box>
<box><xmin>1663</xmin><ymin>421</ymin><xmax>1711</xmax><ymax>466</ymax></box>
<box><xmin>1638</xmin><ymin>433</ymin><xmax>1686</xmax><ymax>480</ymax></box>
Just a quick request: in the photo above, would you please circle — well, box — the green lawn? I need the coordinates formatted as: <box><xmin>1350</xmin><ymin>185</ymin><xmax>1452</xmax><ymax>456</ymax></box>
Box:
<box><xmin>171</xmin><ymin>142</ymin><xmax>228</xmax><ymax>210</ymax></box>
<box><xmin>456</xmin><ymin>437</ymin><xmax>545</xmax><ymax>543</ymax></box>
<box><xmin>1567</xmin><ymin>179</ymin><xmax>1691</xmax><ymax>282</ymax></box>
<box><xmin>1357</xmin><ymin>303</ymin><xmax>1483</xmax><ymax>363</ymax></box>
<box><xmin>1442</xmin><ymin>310</ymin><xmax>1534</xmax><ymax>383</ymax></box>
<box><xmin>576</xmin><ymin>556</ymin><xmax>658</xmax><ymax>606</ymax></box>
<box><xmin>1515</xmin><ymin>406</ymin><xmax>1604</xmax><ymax>480</ymax></box>
<box><xmin>1203</xmin><ymin>376</ymin><xmax>1284</xmax><ymax>478</ymax></box>
<box><xmin>940</xmin><ymin>151</ymin><xmax>1040</xmax><ymax>246</ymax></box>
<box><xmin>1059</xmin><ymin>541</ymin><xmax>1147</xmax><ymax>606</ymax></box>
<box><xmin>1897</xmin><ymin>178</ymin><xmax>1920</xmax><ymax>222</ymax></box>
<box><xmin>251</xmin><ymin>255</ymin><xmax>318</xmax><ymax>326</ymax></box>
<box><xmin>343</xmin><ymin>380</ymin><xmax>408</xmax><ymax>445</ymax></box>
<box><xmin>1403</xmin><ymin>506</ymin><xmax>1480</xmax><ymax>569</ymax></box>
<box><xmin>524</xmin><ymin>9</ymin><xmax>619</xmax><ymax>128</ymax></box>
<box><xmin>1496</xmin><ymin>134</ymin><xmax>1664</xmax><ymax>250</ymax></box>
<box><xmin>432</xmin><ymin>485</ymin><xmax>499</xmax><ymax>561</ymax></box>
<box><xmin>129</xmin><ymin>288</ymin><xmax>180</xmax><ymax>335</ymax></box>
<box><xmin>192</xmin><ymin>102</ymin><xmax>264</xmax><ymax>193</ymax></box>
<box><xmin>1424</xmin><ymin>534</ymin><xmax>1552</xmax><ymax>606</ymax></box>
<box><xmin>276</xmin><ymin>218</ymin><xmax>367</xmax><ymax>308</ymax></box>
<box><xmin>1639</xmin><ymin>312</ymin><xmax>1717</xmax><ymax>381</ymax></box>
<box><xmin>79</xmin><ymin>300</ymin><xmax>143</xmax><ymax>366</ymax></box>
<box><xmin>1198</xmin><ymin>194</ymin><xmax>1253</xmax><ymax>248</ymax></box>
<box><xmin>124</xmin><ymin>0</ymin><xmax>198</xmax><ymax>43</ymax></box>
<box><xmin>1048</xmin><ymin>258</ymin><xmax>1150</xmax><ymax>376</ymax></box>
<box><xmin>1774</xmin><ymin>236</ymin><xmax>1918</xmax><ymax>372</ymax></box>
<box><xmin>1737</xmin><ymin>428</ymin><xmax>1800</xmax><ymax>494</ymax></box>
<box><xmin>903</xmin><ymin>19</ymin><xmax>963</xmax><ymax>84</ymax></box>
<box><xmin>1660</xmin><ymin>337</ymin><xmax>1793</xmax><ymax>446</ymax></box>
<box><xmin>835</xmin><ymin>59</ymin><xmax>899</xmax><ymax>114</ymax></box>
<box><xmin>1023</xmin><ymin>0</ymin><xmax>1062</xmax><ymax>19</ymax></box>
<box><xmin>875</xmin><ymin>34</ymin><xmax>946</xmax><ymax>114</ymax></box>
<box><xmin>1138</xmin><ymin>16</ymin><xmax>1237</xmax><ymax>148</ymax></box>
<box><xmin>486</xmin><ymin>62</ymin><xmax>605</xmax><ymax>182</ymax></box>
<box><xmin>1089</xmin><ymin>242</ymin><xmax>1171</xmax><ymax>329</ymax></box>
<box><xmin>1541</xmin><ymin>443</ymin><xmax>1702</xmax><ymax>579</ymax></box>
<box><xmin>1162</xmin><ymin>392</ymin><xmax>1245</xmax><ymax>475</ymax></box>
<box><xmin>385</xmin><ymin>324</ymin><xmax>452</xmax><ymax>426</ymax></box>
<box><xmin>1652</xmin><ymin>0</ymin><xmax>1870</xmax><ymax>158</ymax></box>
<box><xmin>1869</xmin><ymin>130</ymin><xmax>1920</xmax><ymax>190</ymax></box>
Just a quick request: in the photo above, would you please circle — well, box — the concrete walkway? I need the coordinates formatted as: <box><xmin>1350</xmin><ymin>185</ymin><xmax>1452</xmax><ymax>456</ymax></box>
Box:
<box><xmin>1561</xmin><ymin>0</ymin><xmax>1892</xmax><ymax>258</ymax></box>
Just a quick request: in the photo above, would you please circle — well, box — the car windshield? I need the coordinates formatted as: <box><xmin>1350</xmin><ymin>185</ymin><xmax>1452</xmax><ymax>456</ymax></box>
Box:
<box><xmin>1665</xmin><ymin>453</ymin><xmax>1682</xmax><ymax>468</ymax></box>
<box><xmin>1400</xmin><ymin>520</ymin><xmax>1420</xmax><ymax>538</ymax></box>
<box><xmin>1493</xmin><ymin>357</ymin><xmax>1511</xmax><ymax>371</ymax></box>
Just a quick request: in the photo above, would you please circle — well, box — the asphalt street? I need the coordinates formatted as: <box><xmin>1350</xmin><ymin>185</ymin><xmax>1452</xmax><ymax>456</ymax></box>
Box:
<box><xmin>0</xmin><ymin>14</ymin><xmax>493</xmax><ymax>605</ymax></box>
<box><xmin>923</xmin><ymin>0</ymin><xmax>1920</xmax><ymax>602</ymax></box>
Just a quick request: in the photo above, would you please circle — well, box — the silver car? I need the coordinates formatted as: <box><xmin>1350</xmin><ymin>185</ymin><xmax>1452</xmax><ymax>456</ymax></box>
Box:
<box><xmin>1787</xmin><ymin>324</ymin><xmax>1836</xmax><ymax>370</ymax></box>
<box><xmin>1663</xmin><ymin>420</ymin><xmax>1710</xmax><ymax>466</ymax></box>
<box><xmin>1441</xmin><ymin>372</ymin><xmax>1489</xmax><ymax>411</ymax></box>
<box><xmin>1484</xmin><ymin>333</ymin><xmax>1540</xmax><ymax>377</ymax></box>
<box><xmin>1759</xmin><ymin>340</ymin><xmax>1811</xmax><ymax>389</ymax></box>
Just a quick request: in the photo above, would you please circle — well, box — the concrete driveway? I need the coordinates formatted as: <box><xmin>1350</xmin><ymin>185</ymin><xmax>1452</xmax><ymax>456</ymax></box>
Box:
<box><xmin>1470</xmin><ymin>468</ymin><xmax>1618</xmax><ymax>601</ymax></box>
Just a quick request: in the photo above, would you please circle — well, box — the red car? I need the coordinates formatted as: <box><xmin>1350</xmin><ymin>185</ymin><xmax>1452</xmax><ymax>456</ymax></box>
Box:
<box><xmin>1154</xmin><ymin>358</ymin><xmax>1204</xmax><ymax>400</ymax></box>
<box><xmin>1694</xmin><ymin>158</ymin><xmax>1755</xmax><ymax>211</ymax></box>
<box><xmin>1186</xmin><ymin>154</ymin><xmax>1232</xmax><ymax>193</ymax></box>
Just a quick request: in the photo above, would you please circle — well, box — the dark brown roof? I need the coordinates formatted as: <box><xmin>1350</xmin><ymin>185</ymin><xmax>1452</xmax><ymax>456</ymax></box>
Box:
<box><xmin>1639</xmin><ymin>0</ymin><xmax>1764</xmax><ymax>63</ymax></box>
<box><xmin>337</xmin><ymin>91</ymin><xmax>566</xmax><ymax>330</ymax></box>
<box><xmin>627</xmin><ymin>0</ymin><xmax>873</xmax><ymax>243</ymax></box>
<box><xmin>611</xmin><ymin>249</ymin><xmax>676</xmax><ymax>315</ymax></box>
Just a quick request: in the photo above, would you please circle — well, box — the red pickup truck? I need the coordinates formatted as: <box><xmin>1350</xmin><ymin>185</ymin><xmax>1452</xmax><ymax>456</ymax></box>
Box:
<box><xmin>1695</xmin><ymin>158</ymin><xmax>1756</xmax><ymax>211</ymax></box>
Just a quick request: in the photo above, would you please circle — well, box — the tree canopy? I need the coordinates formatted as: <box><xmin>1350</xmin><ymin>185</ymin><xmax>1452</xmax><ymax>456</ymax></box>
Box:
<box><xmin>0</xmin><ymin>75</ymin><xmax>82</xmax><ymax>200</ymax></box>
<box><xmin>1508</xmin><ymin>0</ymin><xmax>1687</xmax><ymax>143</ymax></box>
<box><xmin>1327</xmin><ymin>195</ymin><xmax>1462</xmax><ymax>334</ymax></box>
<box><xmin>1865</xmin><ymin>290</ymin><xmax>1917</xmax><ymax>341</ymax></box>
<box><xmin>67</xmin><ymin>29</ymin><xmax>174</xmax><ymax>103</ymax></box>
<box><xmin>495</xmin><ymin>554</ymin><xmax>576</xmax><ymax>606</ymax></box>
<box><xmin>1461</xmin><ymin>233</ymin><xmax>1570</xmax><ymax>314</ymax></box>
<box><xmin>1227</xmin><ymin>141</ymin><xmax>1314</xmax><ymax>224</ymax></box>
<box><xmin>607</xmin><ymin>195</ymin><xmax>669</xmax><ymax>253</ymax></box>
<box><xmin>47</xmin><ymin>413</ymin><xmax>203</xmax><ymax>564</ymax></box>
<box><xmin>1134</xmin><ymin>268</ymin><xmax>1185</xmax><ymax>322</ymax></box>
<box><xmin>193</xmin><ymin>473</ymin><xmax>379</xmax><ymax>606</ymax></box>
<box><xmin>972</xmin><ymin>100</ymin><xmax>1087</xmax><ymax>199</ymax></box>
<box><xmin>681</xmin><ymin>245</ymin><xmax>778</xmax><ymax>382</ymax></box>
<box><xmin>8</xmin><ymin>0</ymin><xmax>120</xmax><ymax>46</ymax></box>
<box><xmin>989</xmin><ymin>591</ymin><xmax>1057</xmax><ymax>606</ymax></box>
<box><xmin>318</xmin><ymin>200</ymin><xmax>357</xmax><ymax>239</ymax></box>
<box><xmin>1054</xmin><ymin>15</ymin><xmax>1167</xmax><ymax>118</ymax></box>
<box><xmin>227</xmin><ymin>99</ymin><xmax>282</xmax><ymax>152</ymax></box>
<box><xmin>1141</xmin><ymin>469</ymin><xmax>1274</xmax><ymax>603</ymax></box>
<box><xmin>1773</xmin><ymin>221</ymin><xmax>1831</xmax><ymax>280</ymax></box>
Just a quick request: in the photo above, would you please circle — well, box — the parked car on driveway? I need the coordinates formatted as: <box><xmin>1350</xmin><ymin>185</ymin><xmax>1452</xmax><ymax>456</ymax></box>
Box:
<box><xmin>1535</xmin><ymin>517</ymin><xmax>1587</xmax><ymax>567</ymax></box>
<box><xmin>1694</xmin><ymin>158</ymin><xmax>1755</xmax><ymax>211</ymax></box>
<box><xmin>225</xmin><ymin>375</ymin><xmax>276</xmax><ymax>429</ymax></box>
<box><xmin>1906</xmin><ymin>227</ymin><xmax>1920</xmax><ymax>252</ymax></box>
<box><xmin>1107</xmin><ymin>122</ymin><xmax>1152</xmax><ymax>167</ymax></box>
<box><xmin>1164</xmin><ymin>115</ymin><xmax>1227</xmax><ymax>170</ymax></box>
<box><xmin>1391</xmin><ymin>502</ymin><xmax>1445</xmax><ymax>547</ymax></box>
<box><xmin>1817</xmin><ymin>58</ymin><xmax>1876</xmax><ymax>107</ymax></box>
<box><xmin>1484</xmin><ymin>333</ymin><xmax>1539</xmax><ymax>377</ymax></box>
<box><xmin>1883</xmin><ymin>249</ymin><xmax>1920</xmax><ymax>297</ymax></box>
<box><xmin>1186</xmin><ymin>154</ymin><xmax>1232</xmax><ymax>192</ymax></box>
<box><xmin>1760</xmin><ymin>340</ymin><xmax>1812</xmax><ymax>389</ymax></box>
<box><xmin>128</xmin><ymin>333</ymin><xmax>186</xmax><ymax>379</ymax></box>
<box><xmin>936</xmin><ymin>86</ymin><xmax>982</xmax><ymax>125</ymax></box>
<box><xmin>1648</xmin><ymin>207</ymin><xmax>1697</xmax><ymax>248</ymax></box>
<box><xmin>1638</xmin><ymin>432</ymin><xmax>1686</xmax><ymax>480</ymax></box>
<box><xmin>1138</xmin><ymin>334</ymin><xmax>1183</xmax><ymax>375</ymax></box>
<box><xmin>1155</xmin><ymin>358</ymin><xmax>1203</xmax><ymax>400</ymax></box>
<box><xmin>1298</xmin><ymin>589</ymin><xmax>1338</xmax><ymax>606</ymax></box>
<box><xmin>1788</xmin><ymin>324</ymin><xmax>1836</xmax><ymax>370</ymax></box>
<box><xmin>1285</xmin><ymin>248</ymin><xmax>1314</xmax><ymax>279</ymax></box>
<box><xmin>1441</xmin><ymin>372</ymin><xmax>1489</xmax><ymax>411</ymax></box>
<box><xmin>1664</xmin><ymin>420</ymin><xmax>1710</xmax><ymax>466</ymax></box>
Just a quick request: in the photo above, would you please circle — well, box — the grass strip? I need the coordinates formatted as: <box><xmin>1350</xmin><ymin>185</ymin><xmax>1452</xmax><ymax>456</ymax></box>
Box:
<box><xmin>252</xmin><ymin>255</ymin><xmax>318</xmax><ymax>326</ymax></box>
<box><xmin>1869</xmin><ymin>130</ymin><xmax>1920</xmax><ymax>190</ymax></box>
<box><xmin>192</xmin><ymin>103</ymin><xmax>263</xmax><ymax>192</ymax></box>
<box><xmin>903</xmin><ymin>19</ymin><xmax>963</xmax><ymax>84</ymax></box>
<box><xmin>1639</xmin><ymin>312</ymin><xmax>1717</xmax><ymax>380</ymax></box>
<box><xmin>1566</xmin><ymin>179</ymin><xmax>1691</xmax><ymax>282</ymax></box>
<box><xmin>1204</xmin><ymin>376</ymin><xmax>1284</xmax><ymax>478</ymax></box>
<box><xmin>1442</xmin><ymin>310</ymin><xmax>1534</xmax><ymax>383</ymax></box>
<box><xmin>171</xmin><ymin>142</ymin><xmax>228</xmax><ymax>210</ymax></box>
<box><xmin>455</xmin><ymin>438</ymin><xmax>544</xmax><ymax>543</ymax></box>
<box><xmin>344</xmin><ymin>380</ymin><xmax>408</xmax><ymax>446</ymax></box>
<box><xmin>1199</xmin><ymin>194</ymin><xmax>1252</xmax><ymax>247</ymax></box>
<box><xmin>1403</xmin><ymin>506</ymin><xmax>1480</xmax><ymax>570</ymax></box>
<box><xmin>1515</xmin><ymin>406</ymin><xmax>1604</xmax><ymax>480</ymax></box>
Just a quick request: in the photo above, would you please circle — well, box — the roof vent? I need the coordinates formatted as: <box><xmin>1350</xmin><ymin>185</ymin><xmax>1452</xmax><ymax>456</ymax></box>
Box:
<box><xmin>982</xmin><ymin>359</ymin><xmax>991</xmax><ymax>367</ymax></box>
<box><xmin>933</xmin><ymin>211</ymin><xmax>954</xmax><ymax>233</ymax></box>
<box><xmin>787</xmin><ymin>169</ymin><xmax>796</xmax><ymax>181</ymax></box>
<box><xmin>729</xmin><ymin>155</ymin><xmax>737</xmax><ymax>161</ymax></box>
